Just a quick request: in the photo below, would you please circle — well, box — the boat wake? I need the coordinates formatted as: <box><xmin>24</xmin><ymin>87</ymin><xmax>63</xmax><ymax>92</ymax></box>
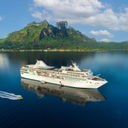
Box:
<box><xmin>0</xmin><ymin>91</ymin><xmax>23</xmax><ymax>100</ymax></box>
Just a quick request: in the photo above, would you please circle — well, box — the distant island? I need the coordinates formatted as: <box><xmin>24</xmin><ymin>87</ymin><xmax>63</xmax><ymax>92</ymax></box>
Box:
<box><xmin>0</xmin><ymin>20</ymin><xmax>128</xmax><ymax>51</ymax></box>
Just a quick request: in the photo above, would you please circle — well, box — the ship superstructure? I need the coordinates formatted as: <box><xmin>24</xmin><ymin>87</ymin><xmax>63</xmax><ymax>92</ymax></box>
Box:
<box><xmin>20</xmin><ymin>60</ymin><xmax>107</xmax><ymax>88</ymax></box>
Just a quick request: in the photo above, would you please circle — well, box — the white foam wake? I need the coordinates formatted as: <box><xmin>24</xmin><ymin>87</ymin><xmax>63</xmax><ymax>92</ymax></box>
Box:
<box><xmin>0</xmin><ymin>91</ymin><xmax>22</xmax><ymax>100</ymax></box>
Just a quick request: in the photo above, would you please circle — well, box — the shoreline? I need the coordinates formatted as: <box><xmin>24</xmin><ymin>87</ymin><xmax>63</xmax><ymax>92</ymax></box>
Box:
<box><xmin>0</xmin><ymin>49</ymin><xmax>128</xmax><ymax>52</ymax></box>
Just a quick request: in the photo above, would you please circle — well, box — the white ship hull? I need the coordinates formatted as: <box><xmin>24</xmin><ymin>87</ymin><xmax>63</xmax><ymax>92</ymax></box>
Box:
<box><xmin>21</xmin><ymin>73</ymin><xmax>107</xmax><ymax>89</ymax></box>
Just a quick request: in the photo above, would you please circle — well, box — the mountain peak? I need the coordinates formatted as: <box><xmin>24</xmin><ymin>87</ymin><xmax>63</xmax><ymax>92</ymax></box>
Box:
<box><xmin>27</xmin><ymin>20</ymin><xmax>49</xmax><ymax>27</ymax></box>
<box><xmin>0</xmin><ymin>21</ymin><xmax>97</xmax><ymax>50</ymax></box>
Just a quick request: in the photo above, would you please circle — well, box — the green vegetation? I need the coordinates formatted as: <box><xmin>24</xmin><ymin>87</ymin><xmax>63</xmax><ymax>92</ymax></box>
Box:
<box><xmin>0</xmin><ymin>20</ymin><xmax>128</xmax><ymax>51</ymax></box>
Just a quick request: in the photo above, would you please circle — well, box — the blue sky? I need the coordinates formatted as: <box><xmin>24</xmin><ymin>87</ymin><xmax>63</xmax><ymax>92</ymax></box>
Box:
<box><xmin>0</xmin><ymin>0</ymin><xmax>128</xmax><ymax>42</ymax></box>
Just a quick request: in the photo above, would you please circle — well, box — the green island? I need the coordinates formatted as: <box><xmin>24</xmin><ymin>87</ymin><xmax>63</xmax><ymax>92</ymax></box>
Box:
<box><xmin>0</xmin><ymin>20</ymin><xmax>128</xmax><ymax>52</ymax></box>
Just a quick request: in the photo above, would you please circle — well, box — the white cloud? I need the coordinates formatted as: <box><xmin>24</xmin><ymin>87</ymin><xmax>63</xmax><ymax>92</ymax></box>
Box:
<box><xmin>83</xmin><ymin>8</ymin><xmax>128</xmax><ymax>31</ymax></box>
<box><xmin>32</xmin><ymin>11</ymin><xmax>43</xmax><ymax>20</ymax></box>
<box><xmin>100</xmin><ymin>38</ymin><xmax>112</xmax><ymax>42</ymax></box>
<box><xmin>31</xmin><ymin>0</ymin><xmax>128</xmax><ymax>31</ymax></box>
<box><xmin>31</xmin><ymin>10</ymin><xmax>53</xmax><ymax>21</ymax></box>
<box><xmin>33</xmin><ymin>0</ymin><xmax>104</xmax><ymax>17</ymax></box>
<box><xmin>32</xmin><ymin>0</ymin><xmax>104</xmax><ymax>21</ymax></box>
<box><xmin>0</xmin><ymin>16</ymin><xmax>3</xmax><ymax>21</ymax></box>
<box><xmin>90</xmin><ymin>30</ymin><xmax>113</xmax><ymax>38</ymax></box>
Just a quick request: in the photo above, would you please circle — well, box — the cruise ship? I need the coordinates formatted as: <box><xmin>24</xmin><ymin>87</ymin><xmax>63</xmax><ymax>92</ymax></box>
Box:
<box><xmin>20</xmin><ymin>60</ymin><xmax>107</xmax><ymax>89</ymax></box>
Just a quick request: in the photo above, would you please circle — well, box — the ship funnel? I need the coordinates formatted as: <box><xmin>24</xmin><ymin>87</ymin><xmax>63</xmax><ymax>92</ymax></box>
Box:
<box><xmin>36</xmin><ymin>60</ymin><xmax>48</xmax><ymax>67</ymax></box>
<box><xmin>72</xmin><ymin>62</ymin><xmax>80</xmax><ymax>71</ymax></box>
<box><xmin>34</xmin><ymin>60</ymin><xmax>54</xmax><ymax>69</ymax></box>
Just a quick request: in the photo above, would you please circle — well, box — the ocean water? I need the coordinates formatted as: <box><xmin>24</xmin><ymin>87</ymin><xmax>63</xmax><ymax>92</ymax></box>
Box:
<box><xmin>0</xmin><ymin>51</ymin><xmax>128</xmax><ymax>128</ymax></box>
